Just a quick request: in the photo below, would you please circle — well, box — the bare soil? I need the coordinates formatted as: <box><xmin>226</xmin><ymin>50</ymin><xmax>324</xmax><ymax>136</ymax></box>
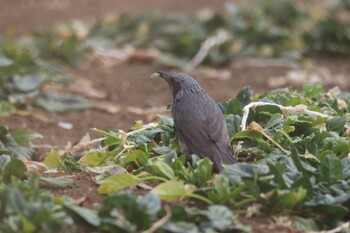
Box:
<box><xmin>1</xmin><ymin>1</ymin><xmax>349</xmax><ymax>232</ymax></box>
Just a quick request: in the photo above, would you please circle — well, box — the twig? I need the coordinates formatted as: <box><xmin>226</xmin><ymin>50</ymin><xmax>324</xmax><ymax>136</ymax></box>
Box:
<box><xmin>241</xmin><ymin>102</ymin><xmax>331</xmax><ymax>131</ymax></box>
<box><xmin>28</xmin><ymin>143</ymin><xmax>65</xmax><ymax>149</ymax></box>
<box><xmin>234</xmin><ymin>102</ymin><xmax>331</xmax><ymax>156</ymax></box>
<box><xmin>184</xmin><ymin>29</ymin><xmax>231</xmax><ymax>71</ymax></box>
<box><xmin>125</xmin><ymin>106</ymin><xmax>168</xmax><ymax>115</ymax></box>
<box><xmin>310</xmin><ymin>222</ymin><xmax>350</xmax><ymax>233</ymax></box>
<box><xmin>125</xmin><ymin>122</ymin><xmax>158</xmax><ymax>136</ymax></box>
<box><xmin>142</xmin><ymin>205</ymin><xmax>172</xmax><ymax>233</ymax></box>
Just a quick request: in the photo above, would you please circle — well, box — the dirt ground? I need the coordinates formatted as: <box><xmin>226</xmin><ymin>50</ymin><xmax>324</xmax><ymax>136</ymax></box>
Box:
<box><xmin>2</xmin><ymin>0</ymin><xmax>350</xmax><ymax>148</ymax></box>
<box><xmin>1</xmin><ymin>1</ymin><xmax>349</xmax><ymax>232</ymax></box>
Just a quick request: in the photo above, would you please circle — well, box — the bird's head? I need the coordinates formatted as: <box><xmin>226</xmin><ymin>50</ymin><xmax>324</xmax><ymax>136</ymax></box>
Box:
<box><xmin>151</xmin><ymin>71</ymin><xmax>201</xmax><ymax>99</ymax></box>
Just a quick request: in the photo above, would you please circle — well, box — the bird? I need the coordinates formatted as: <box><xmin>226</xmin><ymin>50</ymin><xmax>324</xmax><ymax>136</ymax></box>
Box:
<box><xmin>151</xmin><ymin>71</ymin><xmax>237</xmax><ymax>171</ymax></box>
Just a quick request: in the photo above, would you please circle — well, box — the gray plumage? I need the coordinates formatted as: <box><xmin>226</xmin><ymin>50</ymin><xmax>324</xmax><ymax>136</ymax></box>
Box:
<box><xmin>152</xmin><ymin>71</ymin><xmax>237</xmax><ymax>171</ymax></box>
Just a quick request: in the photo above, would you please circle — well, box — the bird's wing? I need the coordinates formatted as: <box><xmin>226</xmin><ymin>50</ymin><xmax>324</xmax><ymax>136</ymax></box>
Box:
<box><xmin>172</xmin><ymin>92</ymin><xmax>236</xmax><ymax>169</ymax></box>
<box><xmin>172</xmin><ymin>93</ymin><xmax>225</xmax><ymax>155</ymax></box>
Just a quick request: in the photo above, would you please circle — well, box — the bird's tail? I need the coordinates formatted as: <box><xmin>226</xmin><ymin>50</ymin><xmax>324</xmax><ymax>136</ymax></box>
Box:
<box><xmin>212</xmin><ymin>146</ymin><xmax>237</xmax><ymax>172</ymax></box>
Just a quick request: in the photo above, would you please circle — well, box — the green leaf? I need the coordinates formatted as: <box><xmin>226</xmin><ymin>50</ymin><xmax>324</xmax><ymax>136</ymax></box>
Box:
<box><xmin>326</xmin><ymin>117</ymin><xmax>347</xmax><ymax>135</ymax></box>
<box><xmin>98</xmin><ymin>173</ymin><xmax>141</xmax><ymax>194</ymax></box>
<box><xmin>137</xmin><ymin>191</ymin><xmax>161</xmax><ymax>216</ymax></box>
<box><xmin>13</xmin><ymin>74</ymin><xmax>46</xmax><ymax>92</ymax></box>
<box><xmin>265</xmin><ymin>113</ymin><xmax>283</xmax><ymax>129</ymax></box>
<box><xmin>223</xmin><ymin>163</ymin><xmax>268</xmax><ymax>183</ymax></box>
<box><xmin>0</xmin><ymin>127</ymin><xmax>35</xmax><ymax>159</ymax></box>
<box><xmin>320</xmin><ymin>154</ymin><xmax>343</xmax><ymax>183</ymax></box>
<box><xmin>191</xmin><ymin>158</ymin><xmax>213</xmax><ymax>187</ymax></box>
<box><xmin>10</xmin><ymin>130</ymin><xmax>42</xmax><ymax>146</ymax></box>
<box><xmin>303</xmin><ymin>82</ymin><xmax>324</xmax><ymax>100</ymax></box>
<box><xmin>342</xmin><ymin>157</ymin><xmax>350</xmax><ymax>179</ymax></box>
<box><xmin>236</xmin><ymin>86</ymin><xmax>252</xmax><ymax>106</ymax></box>
<box><xmin>64</xmin><ymin>204</ymin><xmax>100</xmax><ymax>226</ymax></box>
<box><xmin>157</xmin><ymin>114</ymin><xmax>174</xmax><ymax>126</ymax></box>
<box><xmin>35</xmin><ymin>91</ymin><xmax>89</xmax><ymax>112</ymax></box>
<box><xmin>148</xmin><ymin>160</ymin><xmax>176</xmax><ymax>180</ymax></box>
<box><xmin>153</xmin><ymin>180</ymin><xmax>194</xmax><ymax>201</ymax></box>
<box><xmin>209</xmin><ymin>174</ymin><xmax>232</xmax><ymax>203</ymax></box>
<box><xmin>225</xmin><ymin>114</ymin><xmax>241</xmax><ymax>137</ymax></box>
<box><xmin>207</xmin><ymin>205</ymin><xmax>234</xmax><ymax>230</ymax></box>
<box><xmin>39</xmin><ymin>176</ymin><xmax>73</xmax><ymax>187</ymax></box>
<box><xmin>310</xmin><ymin>204</ymin><xmax>347</xmax><ymax>220</ymax></box>
<box><xmin>3</xmin><ymin>158</ymin><xmax>27</xmax><ymax>183</ymax></box>
<box><xmin>78</xmin><ymin>151</ymin><xmax>108</xmax><ymax>166</ymax></box>
<box><xmin>275</xmin><ymin>187</ymin><xmax>307</xmax><ymax>209</ymax></box>
<box><xmin>0</xmin><ymin>54</ymin><xmax>13</xmax><ymax>66</ymax></box>
<box><xmin>43</xmin><ymin>150</ymin><xmax>61</xmax><ymax>168</ymax></box>
<box><xmin>0</xmin><ymin>154</ymin><xmax>11</xmax><ymax>171</ymax></box>
<box><xmin>124</xmin><ymin>149</ymin><xmax>149</xmax><ymax>166</ymax></box>
<box><xmin>268</xmin><ymin>162</ymin><xmax>288</xmax><ymax>188</ymax></box>
<box><xmin>221</xmin><ymin>98</ymin><xmax>243</xmax><ymax>115</ymax></box>
<box><xmin>293</xmin><ymin>217</ymin><xmax>319</xmax><ymax>232</ymax></box>
<box><xmin>0</xmin><ymin>101</ymin><xmax>14</xmax><ymax>116</ymax></box>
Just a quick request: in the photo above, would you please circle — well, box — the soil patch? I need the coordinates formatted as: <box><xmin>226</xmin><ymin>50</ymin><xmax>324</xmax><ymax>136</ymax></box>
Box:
<box><xmin>41</xmin><ymin>172</ymin><xmax>103</xmax><ymax>209</ymax></box>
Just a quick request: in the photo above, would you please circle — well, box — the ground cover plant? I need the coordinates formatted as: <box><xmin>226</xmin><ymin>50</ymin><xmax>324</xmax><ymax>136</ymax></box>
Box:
<box><xmin>1</xmin><ymin>83</ymin><xmax>350</xmax><ymax>232</ymax></box>
<box><xmin>1</xmin><ymin>0</ymin><xmax>350</xmax><ymax>232</ymax></box>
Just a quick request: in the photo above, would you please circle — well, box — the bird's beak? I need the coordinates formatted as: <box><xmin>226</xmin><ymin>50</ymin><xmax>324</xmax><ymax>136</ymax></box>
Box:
<box><xmin>151</xmin><ymin>71</ymin><xmax>171</xmax><ymax>80</ymax></box>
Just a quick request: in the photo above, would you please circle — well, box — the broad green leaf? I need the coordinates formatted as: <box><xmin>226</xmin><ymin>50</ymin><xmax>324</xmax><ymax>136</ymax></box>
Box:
<box><xmin>153</xmin><ymin>180</ymin><xmax>194</xmax><ymax>201</ymax></box>
<box><xmin>275</xmin><ymin>187</ymin><xmax>307</xmax><ymax>209</ymax></box>
<box><xmin>320</xmin><ymin>154</ymin><xmax>343</xmax><ymax>183</ymax></box>
<box><xmin>225</xmin><ymin>114</ymin><xmax>241</xmax><ymax>137</ymax></box>
<box><xmin>78</xmin><ymin>151</ymin><xmax>108</xmax><ymax>166</ymax></box>
<box><xmin>268</xmin><ymin>162</ymin><xmax>288</xmax><ymax>188</ymax></box>
<box><xmin>20</xmin><ymin>216</ymin><xmax>36</xmax><ymax>233</ymax></box>
<box><xmin>13</xmin><ymin>74</ymin><xmax>46</xmax><ymax>92</ymax></box>
<box><xmin>148</xmin><ymin>160</ymin><xmax>176</xmax><ymax>180</ymax></box>
<box><xmin>223</xmin><ymin>163</ymin><xmax>269</xmax><ymax>183</ymax></box>
<box><xmin>326</xmin><ymin>117</ymin><xmax>347</xmax><ymax>135</ymax></box>
<box><xmin>236</xmin><ymin>86</ymin><xmax>252</xmax><ymax>107</ymax></box>
<box><xmin>43</xmin><ymin>150</ymin><xmax>61</xmax><ymax>168</ymax></box>
<box><xmin>0</xmin><ymin>54</ymin><xmax>13</xmax><ymax>66</ymax></box>
<box><xmin>98</xmin><ymin>173</ymin><xmax>141</xmax><ymax>194</ymax></box>
<box><xmin>64</xmin><ymin>204</ymin><xmax>100</xmax><ymax>226</ymax></box>
<box><xmin>303</xmin><ymin>83</ymin><xmax>324</xmax><ymax>100</ymax></box>
<box><xmin>0</xmin><ymin>101</ymin><xmax>13</xmax><ymax>116</ymax></box>
<box><xmin>265</xmin><ymin>113</ymin><xmax>283</xmax><ymax>129</ymax></box>
<box><xmin>137</xmin><ymin>191</ymin><xmax>161</xmax><ymax>216</ymax></box>
<box><xmin>0</xmin><ymin>127</ymin><xmax>35</xmax><ymax>159</ymax></box>
<box><xmin>35</xmin><ymin>92</ymin><xmax>89</xmax><ymax>112</ymax></box>
<box><xmin>0</xmin><ymin>154</ymin><xmax>11</xmax><ymax>171</ymax></box>
<box><xmin>191</xmin><ymin>158</ymin><xmax>212</xmax><ymax>187</ymax></box>
<box><xmin>342</xmin><ymin>157</ymin><xmax>350</xmax><ymax>179</ymax></box>
<box><xmin>292</xmin><ymin>176</ymin><xmax>313</xmax><ymax>199</ymax></box>
<box><xmin>310</xmin><ymin>204</ymin><xmax>347</xmax><ymax>221</ymax></box>
<box><xmin>209</xmin><ymin>174</ymin><xmax>231</xmax><ymax>203</ymax></box>
<box><xmin>157</xmin><ymin>114</ymin><xmax>174</xmax><ymax>126</ymax></box>
<box><xmin>124</xmin><ymin>149</ymin><xmax>149</xmax><ymax>166</ymax></box>
<box><xmin>10</xmin><ymin>130</ymin><xmax>42</xmax><ymax>146</ymax></box>
<box><xmin>98</xmin><ymin>191</ymin><xmax>152</xmax><ymax>230</ymax></box>
<box><xmin>39</xmin><ymin>176</ymin><xmax>73</xmax><ymax>187</ymax></box>
<box><xmin>207</xmin><ymin>205</ymin><xmax>234</xmax><ymax>230</ymax></box>
<box><xmin>3</xmin><ymin>158</ymin><xmax>27</xmax><ymax>183</ymax></box>
<box><xmin>221</xmin><ymin>98</ymin><xmax>243</xmax><ymax>115</ymax></box>
<box><xmin>293</xmin><ymin>217</ymin><xmax>319</xmax><ymax>232</ymax></box>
